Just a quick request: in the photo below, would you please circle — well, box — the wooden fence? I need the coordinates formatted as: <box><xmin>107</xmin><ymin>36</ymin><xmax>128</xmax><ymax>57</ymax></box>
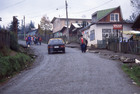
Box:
<box><xmin>0</xmin><ymin>31</ymin><xmax>10</xmax><ymax>49</ymax></box>
<box><xmin>108</xmin><ymin>40</ymin><xmax>140</xmax><ymax>54</ymax></box>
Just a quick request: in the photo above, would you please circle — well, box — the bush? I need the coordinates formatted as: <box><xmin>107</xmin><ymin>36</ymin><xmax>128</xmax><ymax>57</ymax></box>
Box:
<box><xmin>10</xmin><ymin>32</ymin><xmax>19</xmax><ymax>51</ymax></box>
<box><xmin>0</xmin><ymin>53</ymin><xmax>31</xmax><ymax>79</ymax></box>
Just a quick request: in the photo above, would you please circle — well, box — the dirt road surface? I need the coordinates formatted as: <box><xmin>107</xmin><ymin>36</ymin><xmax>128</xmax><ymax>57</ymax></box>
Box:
<box><xmin>0</xmin><ymin>41</ymin><xmax>140</xmax><ymax>94</ymax></box>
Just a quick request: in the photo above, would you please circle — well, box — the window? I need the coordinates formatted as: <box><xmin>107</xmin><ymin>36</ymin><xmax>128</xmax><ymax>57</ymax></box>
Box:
<box><xmin>90</xmin><ymin>30</ymin><xmax>95</xmax><ymax>41</ymax></box>
<box><xmin>110</xmin><ymin>13</ymin><xmax>119</xmax><ymax>22</ymax></box>
<box><xmin>102</xmin><ymin>29</ymin><xmax>111</xmax><ymax>40</ymax></box>
<box><xmin>113</xmin><ymin>30</ymin><xmax>122</xmax><ymax>37</ymax></box>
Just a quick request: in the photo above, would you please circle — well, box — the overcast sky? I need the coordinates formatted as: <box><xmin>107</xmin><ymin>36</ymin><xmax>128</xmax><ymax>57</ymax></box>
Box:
<box><xmin>0</xmin><ymin>0</ymin><xmax>133</xmax><ymax>28</ymax></box>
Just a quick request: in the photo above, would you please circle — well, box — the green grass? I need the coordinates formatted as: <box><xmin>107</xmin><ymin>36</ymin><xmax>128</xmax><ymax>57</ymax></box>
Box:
<box><xmin>122</xmin><ymin>64</ymin><xmax>140</xmax><ymax>86</ymax></box>
<box><xmin>0</xmin><ymin>53</ymin><xmax>31</xmax><ymax>82</ymax></box>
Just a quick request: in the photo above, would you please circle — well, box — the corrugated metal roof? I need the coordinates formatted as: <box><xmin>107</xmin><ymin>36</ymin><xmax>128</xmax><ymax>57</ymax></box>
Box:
<box><xmin>97</xmin><ymin>7</ymin><xmax>116</xmax><ymax>21</ymax></box>
<box><xmin>72</xmin><ymin>23</ymin><xmax>81</xmax><ymax>28</ymax></box>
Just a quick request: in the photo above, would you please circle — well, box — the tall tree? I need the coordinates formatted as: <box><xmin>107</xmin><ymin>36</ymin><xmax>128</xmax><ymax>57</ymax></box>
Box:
<box><xmin>130</xmin><ymin>0</ymin><xmax>140</xmax><ymax>21</ymax></box>
<box><xmin>39</xmin><ymin>16</ymin><xmax>53</xmax><ymax>42</ymax></box>
<box><xmin>40</xmin><ymin>16</ymin><xmax>52</xmax><ymax>31</ymax></box>
<box><xmin>8</xmin><ymin>17</ymin><xmax>20</xmax><ymax>33</ymax></box>
<box><xmin>23</xmin><ymin>21</ymin><xmax>35</xmax><ymax>33</ymax></box>
<box><xmin>29</xmin><ymin>21</ymin><xmax>35</xmax><ymax>29</ymax></box>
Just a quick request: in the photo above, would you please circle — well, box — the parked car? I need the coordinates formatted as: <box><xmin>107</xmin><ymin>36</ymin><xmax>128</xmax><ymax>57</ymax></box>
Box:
<box><xmin>48</xmin><ymin>38</ymin><xmax>65</xmax><ymax>54</ymax></box>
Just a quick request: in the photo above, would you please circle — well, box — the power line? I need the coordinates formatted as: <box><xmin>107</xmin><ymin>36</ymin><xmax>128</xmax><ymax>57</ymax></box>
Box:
<box><xmin>72</xmin><ymin>0</ymin><xmax>113</xmax><ymax>14</ymax></box>
<box><xmin>0</xmin><ymin>0</ymin><xmax>26</xmax><ymax>11</ymax></box>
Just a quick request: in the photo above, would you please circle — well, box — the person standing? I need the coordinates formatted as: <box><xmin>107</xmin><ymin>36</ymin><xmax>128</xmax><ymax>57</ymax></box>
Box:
<box><xmin>79</xmin><ymin>35</ymin><xmax>86</xmax><ymax>53</ymax></box>
<box><xmin>39</xmin><ymin>36</ymin><xmax>42</xmax><ymax>45</ymax></box>
<box><xmin>31</xmin><ymin>35</ymin><xmax>34</xmax><ymax>45</ymax></box>
<box><xmin>25</xmin><ymin>36</ymin><xmax>28</xmax><ymax>45</ymax></box>
<box><xmin>33</xmin><ymin>35</ymin><xmax>36</xmax><ymax>45</ymax></box>
<box><xmin>27</xmin><ymin>35</ymin><xmax>31</xmax><ymax>47</ymax></box>
<box><xmin>85</xmin><ymin>39</ymin><xmax>88</xmax><ymax>52</ymax></box>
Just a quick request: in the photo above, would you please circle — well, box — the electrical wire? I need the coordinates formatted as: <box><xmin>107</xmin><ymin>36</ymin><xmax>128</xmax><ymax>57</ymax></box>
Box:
<box><xmin>0</xmin><ymin>0</ymin><xmax>26</xmax><ymax>11</ymax></box>
<box><xmin>71</xmin><ymin>0</ymin><xmax>113</xmax><ymax>14</ymax></box>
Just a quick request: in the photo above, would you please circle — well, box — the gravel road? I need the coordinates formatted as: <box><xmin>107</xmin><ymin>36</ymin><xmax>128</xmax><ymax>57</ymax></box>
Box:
<box><xmin>0</xmin><ymin>41</ymin><xmax>140</xmax><ymax>94</ymax></box>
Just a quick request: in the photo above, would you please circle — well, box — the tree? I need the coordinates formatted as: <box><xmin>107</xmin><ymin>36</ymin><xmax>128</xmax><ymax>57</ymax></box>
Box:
<box><xmin>39</xmin><ymin>16</ymin><xmax>53</xmax><ymax>42</ymax></box>
<box><xmin>130</xmin><ymin>0</ymin><xmax>140</xmax><ymax>21</ymax></box>
<box><xmin>23</xmin><ymin>21</ymin><xmax>35</xmax><ymax>33</ymax></box>
<box><xmin>8</xmin><ymin>17</ymin><xmax>20</xmax><ymax>33</ymax></box>
<box><xmin>29</xmin><ymin>21</ymin><xmax>35</xmax><ymax>29</ymax></box>
<box><xmin>40</xmin><ymin>16</ymin><xmax>52</xmax><ymax>31</ymax></box>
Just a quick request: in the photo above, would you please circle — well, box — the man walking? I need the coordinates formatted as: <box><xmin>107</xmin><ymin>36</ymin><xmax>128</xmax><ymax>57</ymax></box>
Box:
<box><xmin>79</xmin><ymin>35</ymin><xmax>86</xmax><ymax>53</ymax></box>
<box><xmin>38</xmin><ymin>36</ymin><xmax>42</xmax><ymax>45</ymax></box>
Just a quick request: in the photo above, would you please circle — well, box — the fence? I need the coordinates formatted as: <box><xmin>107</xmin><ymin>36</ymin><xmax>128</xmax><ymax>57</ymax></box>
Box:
<box><xmin>97</xmin><ymin>40</ymin><xmax>107</xmax><ymax>49</ymax></box>
<box><xmin>108</xmin><ymin>39</ymin><xmax>140</xmax><ymax>54</ymax></box>
<box><xmin>0</xmin><ymin>30</ymin><xmax>10</xmax><ymax>49</ymax></box>
<box><xmin>121</xmin><ymin>41</ymin><xmax>140</xmax><ymax>54</ymax></box>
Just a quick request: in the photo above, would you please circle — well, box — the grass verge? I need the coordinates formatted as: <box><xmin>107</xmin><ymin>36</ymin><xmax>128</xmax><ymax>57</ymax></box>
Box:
<box><xmin>122</xmin><ymin>64</ymin><xmax>140</xmax><ymax>86</ymax></box>
<box><xmin>0</xmin><ymin>52</ymin><xmax>31</xmax><ymax>83</ymax></box>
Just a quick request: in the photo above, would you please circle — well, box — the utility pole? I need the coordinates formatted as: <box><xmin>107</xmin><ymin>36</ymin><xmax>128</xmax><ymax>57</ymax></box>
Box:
<box><xmin>23</xmin><ymin>16</ymin><xmax>25</xmax><ymax>40</ymax></box>
<box><xmin>65</xmin><ymin>0</ymin><xmax>69</xmax><ymax>42</ymax></box>
<box><xmin>0</xmin><ymin>17</ymin><xmax>2</xmax><ymax>21</ymax></box>
<box><xmin>13</xmin><ymin>16</ymin><xmax>18</xmax><ymax>38</ymax></box>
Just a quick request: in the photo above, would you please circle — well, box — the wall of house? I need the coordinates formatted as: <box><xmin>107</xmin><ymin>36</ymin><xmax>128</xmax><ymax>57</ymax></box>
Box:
<box><xmin>63</xmin><ymin>29</ymin><xmax>67</xmax><ymax>36</ymax></box>
<box><xmin>52</xmin><ymin>18</ymin><xmax>91</xmax><ymax>34</ymax></box>
<box><xmin>123</xmin><ymin>24</ymin><xmax>133</xmax><ymax>31</ymax></box>
<box><xmin>87</xmin><ymin>24</ymin><xmax>113</xmax><ymax>47</ymax></box>
<box><xmin>86</xmin><ymin>24</ymin><xmax>133</xmax><ymax>47</ymax></box>
<box><xmin>53</xmin><ymin>18</ymin><xmax>62</xmax><ymax>33</ymax></box>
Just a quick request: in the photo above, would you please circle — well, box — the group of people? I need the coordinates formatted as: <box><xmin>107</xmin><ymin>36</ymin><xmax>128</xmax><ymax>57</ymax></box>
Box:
<box><xmin>25</xmin><ymin>34</ymin><xmax>88</xmax><ymax>51</ymax></box>
<box><xmin>25</xmin><ymin>35</ymin><xmax>42</xmax><ymax>47</ymax></box>
<box><xmin>80</xmin><ymin>35</ymin><xmax>88</xmax><ymax>53</ymax></box>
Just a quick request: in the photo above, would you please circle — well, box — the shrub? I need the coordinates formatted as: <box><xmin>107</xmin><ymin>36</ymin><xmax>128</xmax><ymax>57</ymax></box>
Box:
<box><xmin>0</xmin><ymin>53</ymin><xmax>31</xmax><ymax>79</ymax></box>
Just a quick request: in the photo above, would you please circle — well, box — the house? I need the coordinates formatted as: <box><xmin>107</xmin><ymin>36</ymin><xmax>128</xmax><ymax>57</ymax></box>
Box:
<box><xmin>27</xmin><ymin>29</ymin><xmax>38</xmax><ymax>36</ymax></box>
<box><xmin>132</xmin><ymin>14</ymin><xmax>140</xmax><ymax>30</ymax></box>
<box><xmin>131</xmin><ymin>14</ymin><xmax>140</xmax><ymax>40</ymax></box>
<box><xmin>69</xmin><ymin>23</ymin><xmax>83</xmax><ymax>37</ymax></box>
<box><xmin>59</xmin><ymin>26</ymin><xmax>67</xmax><ymax>36</ymax></box>
<box><xmin>82</xmin><ymin>6</ymin><xmax>133</xmax><ymax>47</ymax></box>
<box><xmin>51</xmin><ymin>17</ymin><xmax>91</xmax><ymax>37</ymax></box>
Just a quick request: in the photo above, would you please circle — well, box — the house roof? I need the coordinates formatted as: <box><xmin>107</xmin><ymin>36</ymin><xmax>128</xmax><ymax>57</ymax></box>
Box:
<box><xmin>27</xmin><ymin>30</ymin><xmax>38</xmax><ymax>35</ymax></box>
<box><xmin>91</xmin><ymin>21</ymin><xmax>133</xmax><ymax>24</ymax></box>
<box><xmin>51</xmin><ymin>17</ymin><xmax>91</xmax><ymax>23</ymax></box>
<box><xmin>79</xmin><ymin>24</ymin><xmax>91</xmax><ymax>32</ymax></box>
<box><xmin>59</xmin><ymin>26</ymin><xmax>67</xmax><ymax>33</ymax></box>
<box><xmin>69</xmin><ymin>23</ymin><xmax>82</xmax><ymax>32</ymax></box>
<box><xmin>92</xmin><ymin>6</ymin><xmax>119</xmax><ymax>22</ymax></box>
<box><xmin>72</xmin><ymin>23</ymin><xmax>82</xmax><ymax>28</ymax></box>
